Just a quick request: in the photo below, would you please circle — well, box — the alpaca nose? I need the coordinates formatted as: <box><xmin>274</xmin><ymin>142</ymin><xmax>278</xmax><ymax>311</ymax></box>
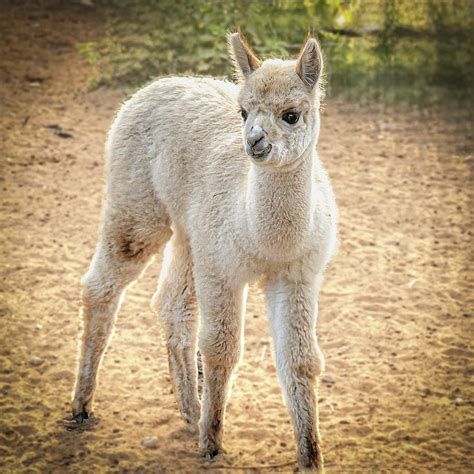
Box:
<box><xmin>245</xmin><ymin>124</ymin><xmax>272</xmax><ymax>160</ymax></box>
<box><xmin>247</xmin><ymin>125</ymin><xmax>265</xmax><ymax>147</ymax></box>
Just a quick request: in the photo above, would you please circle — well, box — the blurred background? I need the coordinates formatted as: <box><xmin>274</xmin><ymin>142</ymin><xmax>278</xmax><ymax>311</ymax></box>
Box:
<box><xmin>78</xmin><ymin>0</ymin><xmax>473</xmax><ymax>104</ymax></box>
<box><xmin>1</xmin><ymin>1</ymin><xmax>473</xmax><ymax>473</ymax></box>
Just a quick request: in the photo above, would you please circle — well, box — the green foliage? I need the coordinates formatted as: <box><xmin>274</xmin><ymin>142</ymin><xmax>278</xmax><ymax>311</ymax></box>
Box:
<box><xmin>76</xmin><ymin>41</ymin><xmax>102</xmax><ymax>89</ymax></box>
<box><xmin>78</xmin><ymin>0</ymin><xmax>473</xmax><ymax>104</ymax></box>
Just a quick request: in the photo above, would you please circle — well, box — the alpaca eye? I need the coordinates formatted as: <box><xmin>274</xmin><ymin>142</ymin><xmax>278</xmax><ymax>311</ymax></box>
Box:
<box><xmin>282</xmin><ymin>111</ymin><xmax>300</xmax><ymax>124</ymax></box>
<box><xmin>241</xmin><ymin>109</ymin><xmax>248</xmax><ymax>121</ymax></box>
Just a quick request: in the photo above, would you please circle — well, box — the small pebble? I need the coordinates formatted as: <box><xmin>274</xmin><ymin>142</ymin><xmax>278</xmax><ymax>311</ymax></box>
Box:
<box><xmin>454</xmin><ymin>397</ymin><xmax>463</xmax><ymax>406</ymax></box>
<box><xmin>29</xmin><ymin>357</ymin><xmax>44</xmax><ymax>367</ymax></box>
<box><xmin>322</xmin><ymin>375</ymin><xmax>335</xmax><ymax>385</ymax></box>
<box><xmin>141</xmin><ymin>436</ymin><xmax>158</xmax><ymax>449</ymax></box>
<box><xmin>421</xmin><ymin>388</ymin><xmax>431</xmax><ymax>398</ymax></box>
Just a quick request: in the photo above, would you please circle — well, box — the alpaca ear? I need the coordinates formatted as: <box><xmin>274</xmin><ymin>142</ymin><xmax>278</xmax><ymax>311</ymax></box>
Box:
<box><xmin>296</xmin><ymin>36</ymin><xmax>323</xmax><ymax>89</ymax></box>
<box><xmin>228</xmin><ymin>32</ymin><xmax>261</xmax><ymax>78</ymax></box>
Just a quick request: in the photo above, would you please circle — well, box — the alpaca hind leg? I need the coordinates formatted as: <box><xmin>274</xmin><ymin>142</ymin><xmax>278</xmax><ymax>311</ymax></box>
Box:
<box><xmin>72</xmin><ymin>217</ymin><xmax>171</xmax><ymax>421</ymax></box>
<box><xmin>152</xmin><ymin>233</ymin><xmax>200</xmax><ymax>429</ymax></box>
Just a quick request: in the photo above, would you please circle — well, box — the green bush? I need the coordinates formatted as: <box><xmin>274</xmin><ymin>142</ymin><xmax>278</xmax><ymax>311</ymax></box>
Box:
<box><xmin>77</xmin><ymin>0</ymin><xmax>473</xmax><ymax>104</ymax></box>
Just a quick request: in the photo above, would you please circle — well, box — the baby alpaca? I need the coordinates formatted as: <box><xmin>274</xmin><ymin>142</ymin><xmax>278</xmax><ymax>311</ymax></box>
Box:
<box><xmin>72</xmin><ymin>33</ymin><xmax>337</xmax><ymax>471</ymax></box>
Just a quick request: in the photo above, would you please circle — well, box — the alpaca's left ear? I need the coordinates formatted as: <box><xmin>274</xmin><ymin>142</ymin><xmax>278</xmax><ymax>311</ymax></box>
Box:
<box><xmin>228</xmin><ymin>32</ymin><xmax>261</xmax><ymax>79</ymax></box>
<box><xmin>296</xmin><ymin>36</ymin><xmax>323</xmax><ymax>89</ymax></box>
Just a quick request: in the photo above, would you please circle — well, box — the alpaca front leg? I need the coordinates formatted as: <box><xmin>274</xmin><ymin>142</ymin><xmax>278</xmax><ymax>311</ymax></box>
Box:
<box><xmin>266</xmin><ymin>275</ymin><xmax>325</xmax><ymax>472</ymax></box>
<box><xmin>197</xmin><ymin>279</ymin><xmax>246</xmax><ymax>458</ymax></box>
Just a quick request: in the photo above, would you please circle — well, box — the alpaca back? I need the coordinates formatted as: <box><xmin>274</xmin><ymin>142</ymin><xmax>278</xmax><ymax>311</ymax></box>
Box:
<box><xmin>106</xmin><ymin>77</ymin><xmax>249</xmax><ymax>229</ymax></box>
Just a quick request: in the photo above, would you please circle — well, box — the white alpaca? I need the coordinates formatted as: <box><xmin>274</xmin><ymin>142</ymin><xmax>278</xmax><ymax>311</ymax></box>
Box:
<box><xmin>72</xmin><ymin>33</ymin><xmax>337</xmax><ymax>471</ymax></box>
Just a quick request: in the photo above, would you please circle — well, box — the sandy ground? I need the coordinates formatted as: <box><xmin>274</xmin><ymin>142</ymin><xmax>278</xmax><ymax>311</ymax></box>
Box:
<box><xmin>1</xmin><ymin>2</ymin><xmax>473</xmax><ymax>473</ymax></box>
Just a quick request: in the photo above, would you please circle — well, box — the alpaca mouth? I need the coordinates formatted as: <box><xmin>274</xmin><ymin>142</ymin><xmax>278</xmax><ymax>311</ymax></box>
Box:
<box><xmin>251</xmin><ymin>144</ymin><xmax>272</xmax><ymax>159</ymax></box>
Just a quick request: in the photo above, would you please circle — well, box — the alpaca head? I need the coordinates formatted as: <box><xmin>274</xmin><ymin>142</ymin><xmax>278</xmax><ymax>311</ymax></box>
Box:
<box><xmin>229</xmin><ymin>33</ymin><xmax>323</xmax><ymax>169</ymax></box>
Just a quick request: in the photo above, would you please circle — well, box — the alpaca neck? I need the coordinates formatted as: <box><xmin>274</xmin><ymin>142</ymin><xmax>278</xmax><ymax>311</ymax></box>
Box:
<box><xmin>244</xmin><ymin>148</ymin><xmax>315</xmax><ymax>258</ymax></box>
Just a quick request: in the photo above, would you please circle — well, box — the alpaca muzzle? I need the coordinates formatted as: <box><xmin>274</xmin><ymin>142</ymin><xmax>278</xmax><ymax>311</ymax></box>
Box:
<box><xmin>246</xmin><ymin>126</ymin><xmax>272</xmax><ymax>160</ymax></box>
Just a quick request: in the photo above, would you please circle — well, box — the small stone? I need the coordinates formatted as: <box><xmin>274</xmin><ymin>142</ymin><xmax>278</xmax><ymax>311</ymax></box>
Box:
<box><xmin>421</xmin><ymin>388</ymin><xmax>431</xmax><ymax>398</ymax></box>
<box><xmin>35</xmin><ymin>324</ymin><xmax>42</xmax><ymax>331</ymax></box>
<box><xmin>454</xmin><ymin>397</ymin><xmax>463</xmax><ymax>406</ymax></box>
<box><xmin>322</xmin><ymin>375</ymin><xmax>335</xmax><ymax>385</ymax></box>
<box><xmin>141</xmin><ymin>436</ymin><xmax>158</xmax><ymax>449</ymax></box>
<box><xmin>29</xmin><ymin>357</ymin><xmax>44</xmax><ymax>367</ymax></box>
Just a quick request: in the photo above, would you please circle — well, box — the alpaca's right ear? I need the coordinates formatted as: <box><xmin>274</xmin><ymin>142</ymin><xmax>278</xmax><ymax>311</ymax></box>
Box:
<box><xmin>228</xmin><ymin>32</ymin><xmax>261</xmax><ymax>79</ymax></box>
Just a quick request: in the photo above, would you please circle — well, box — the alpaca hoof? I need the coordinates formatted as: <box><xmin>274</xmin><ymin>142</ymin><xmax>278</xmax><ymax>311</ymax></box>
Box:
<box><xmin>73</xmin><ymin>411</ymin><xmax>89</xmax><ymax>424</ymax></box>
<box><xmin>203</xmin><ymin>448</ymin><xmax>223</xmax><ymax>461</ymax></box>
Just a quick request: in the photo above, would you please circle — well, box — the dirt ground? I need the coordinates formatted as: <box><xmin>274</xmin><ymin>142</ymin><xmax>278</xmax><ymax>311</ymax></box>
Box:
<box><xmin>1</xmin><ymin>2</ymin><xmax>473</xmax><ymax>473</ymax></box>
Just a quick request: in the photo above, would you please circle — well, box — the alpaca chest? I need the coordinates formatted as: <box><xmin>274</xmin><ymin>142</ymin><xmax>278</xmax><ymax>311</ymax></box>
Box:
<box><xmin>208</xmin><ymin>211</ymin><xmax>331</xmax><ymax>283</ymax></box>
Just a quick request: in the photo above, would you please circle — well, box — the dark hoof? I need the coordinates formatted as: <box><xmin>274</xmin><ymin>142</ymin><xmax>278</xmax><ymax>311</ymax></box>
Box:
<box><xmin>63</xmin><ymin>412</ymin><xmax>94</xmax><ymax>431</ymax></box>
<box><xmin>73</xmin><ymin>411</ymin><xmax>89</xmax><ymax>424</ymax></box>
<box><xmin>203</xmin><ymin>449</ymin><xmax>223</xmax><ymax>461</ymax></box>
